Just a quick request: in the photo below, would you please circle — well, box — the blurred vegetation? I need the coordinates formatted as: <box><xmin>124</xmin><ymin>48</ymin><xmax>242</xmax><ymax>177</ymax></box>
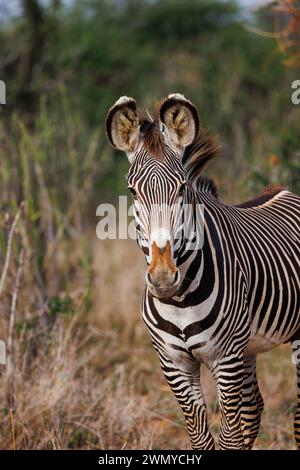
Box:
<box><xmin>0</xmin><ymin>0</ymin><xmax>299</xmax><ymax>449</ymax></box>
<box><xmin>0</xmin><ymin>0</ymin><xmax>299</xmax><ymax>203</ymax></box>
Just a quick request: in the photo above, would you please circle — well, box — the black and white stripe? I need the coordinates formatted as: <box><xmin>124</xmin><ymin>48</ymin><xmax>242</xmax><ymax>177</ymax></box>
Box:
<box><xmin>130</xmin><ymin>148</ymin><xmax>300</xmax><ymax>449</ymax></box>
<box><xmin>106</xmin><ymin>94</ymin><xmax>300</xmax><ymax>450</ymax></box>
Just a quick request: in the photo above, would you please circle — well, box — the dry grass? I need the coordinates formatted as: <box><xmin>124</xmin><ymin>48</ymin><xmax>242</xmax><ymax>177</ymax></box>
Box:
<box><xmin>0</xmin><ymin>218</ymin><xmax>298</xmax><ymax>450</ymax></box>
<box><xmin>0</xmin><ymin>109</ymin><xmax>298</xmax><ymax>450</ymax></box>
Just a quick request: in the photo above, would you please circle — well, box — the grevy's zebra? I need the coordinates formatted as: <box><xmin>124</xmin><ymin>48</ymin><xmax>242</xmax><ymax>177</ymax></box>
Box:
<box><xmin>106</xmin><ymin>94</ymin><xmax>300</xmax><ymax>450</ymax></box>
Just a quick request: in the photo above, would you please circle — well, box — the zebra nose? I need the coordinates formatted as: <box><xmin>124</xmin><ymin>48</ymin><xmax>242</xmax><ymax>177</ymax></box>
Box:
<box><xmin>146</xmin><ymin>240</ymin><xmax>180</xmax><ymax>296</ymax></box>
<box><xmin>146</xmin><ymin>268</ymin><xmax>180</xmax><ymax>288</ymax></box>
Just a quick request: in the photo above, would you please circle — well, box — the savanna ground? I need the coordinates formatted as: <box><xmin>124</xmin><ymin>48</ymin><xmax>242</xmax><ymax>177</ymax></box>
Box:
<box><xmin>0</xmin><ymin>0</ymin><xmax>299</xmax><ymax>450</ymax></box>
<box><xmin>0</xmin><ymin>231</ymin><xmax>297</xmax><ymax>450</ymax></box>
<box><xmin>91</xmin><ymin>239</ymin><xmax>297</xmax><ymax>450</ymax></box>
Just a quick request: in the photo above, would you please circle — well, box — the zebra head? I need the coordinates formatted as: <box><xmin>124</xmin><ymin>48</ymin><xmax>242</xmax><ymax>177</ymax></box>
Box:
<box><xmin>106</xmin><ymin>94</ymin><xmax>200</xmax><ymax>299</ymax></box>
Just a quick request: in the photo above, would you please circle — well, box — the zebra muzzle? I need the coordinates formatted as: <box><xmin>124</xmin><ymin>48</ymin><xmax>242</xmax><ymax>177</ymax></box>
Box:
<box><xmin>146</xmin><ymin>240</ymin><xmax>180</xmax><ymax>298</ymax></box>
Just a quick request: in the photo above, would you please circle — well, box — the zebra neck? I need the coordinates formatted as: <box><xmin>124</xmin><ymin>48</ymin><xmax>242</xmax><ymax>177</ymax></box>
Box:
<box><xmin>172</xmin><ymin>189</ymin><xmax>218</xmax><ymax>301</ymax></box>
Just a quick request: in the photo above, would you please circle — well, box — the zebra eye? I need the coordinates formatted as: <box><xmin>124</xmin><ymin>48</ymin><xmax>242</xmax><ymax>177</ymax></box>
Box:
<box><xmin>128</xmin><ymin>187</ymin><xmax>137</xmax><ymax>197</ymax></box>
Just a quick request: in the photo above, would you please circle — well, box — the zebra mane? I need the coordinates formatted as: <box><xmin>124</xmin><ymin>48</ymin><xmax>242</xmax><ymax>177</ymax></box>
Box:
<box><xmin>182</xmin><ymin>129</ymin><xmax>222</xmax><ymax>197</ymax></box>
<box><xmin>194</xmin><ymin>175</ymin><xmax>219</xmax><ymax>197</ymax></box>
<box><xmin>137</xmin><ymin>106</ymin><xmax>164</xmax><ymax>159</ymax></box>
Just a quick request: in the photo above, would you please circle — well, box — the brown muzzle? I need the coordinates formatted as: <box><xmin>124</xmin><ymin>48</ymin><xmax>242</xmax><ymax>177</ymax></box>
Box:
<box><xmin>146</xmin><ymin>240</ymin><xmax>180</xmax><ymax>298</ymax></box>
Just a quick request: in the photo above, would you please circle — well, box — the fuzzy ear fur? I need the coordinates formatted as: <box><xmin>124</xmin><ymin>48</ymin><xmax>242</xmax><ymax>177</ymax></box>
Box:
<box><xmin>106</xmin><ymin>96</ymin><xmax>140</xmax><ymax>153</ymax></box>
<box><xmin>160</xmin><ymin>93</ymin><xmax>200</xmax><ymax>149</ymax></box>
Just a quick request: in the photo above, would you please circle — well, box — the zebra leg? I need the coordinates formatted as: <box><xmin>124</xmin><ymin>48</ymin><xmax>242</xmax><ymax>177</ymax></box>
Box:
<box><xmin>214</xmin><ymin>354</ymin><xmax>245</xmax><ymax>449</ymax></box>
<box><xmin>241</xmin><ymin>355</ymin><xmax>264</xmax><ymax>449</ymax></box>
<box><xmin>160</xmin><ymin>356</ymin><xmax>215</xmax><ymax>449</ymax></box>
<box><xmin>291</xmin><ymin>340</ymin><xmax>300</xmax><ymax>449</ymax></box>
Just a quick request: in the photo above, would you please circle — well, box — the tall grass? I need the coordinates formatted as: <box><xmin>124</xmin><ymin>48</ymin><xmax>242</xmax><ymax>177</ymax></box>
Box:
<box><xmin>0</xmin><ymin>99</ymin><xmax>168</xmax><ymax>449</ymax></box>
<box><xmin>0</xmin><ymin>98</ymin><xmax>298</xmax><ymax>449</ymax></box>
<box><xmin>0</xmin><ymin>100</ymin><xmax>98</xmax><ymax>448</ymax></box>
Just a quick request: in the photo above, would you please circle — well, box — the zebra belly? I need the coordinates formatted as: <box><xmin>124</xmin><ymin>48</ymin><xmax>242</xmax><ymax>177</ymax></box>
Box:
<box><xmin>244</xmin><ymin>334</ymin><xmax>283</xmax><ymax>355</ymax></box>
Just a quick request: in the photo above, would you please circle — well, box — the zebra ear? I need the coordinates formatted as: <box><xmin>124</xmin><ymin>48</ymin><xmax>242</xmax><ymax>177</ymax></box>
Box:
<box><xmin>160</xmin><ymin>94</ymin><xmax>199</xmax><ymax>149</ymax></box>
<box><xmin>106</xmin><ymin>97</ymin><xmax>140</xmax><ymax>155</ymax></box>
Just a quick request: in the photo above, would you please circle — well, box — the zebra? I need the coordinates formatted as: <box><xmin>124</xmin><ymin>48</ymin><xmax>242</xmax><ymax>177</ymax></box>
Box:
<box><xmin>106</xmin><ymin>93</ymin><xmax>300</xmax><ymax>450</ymax></box>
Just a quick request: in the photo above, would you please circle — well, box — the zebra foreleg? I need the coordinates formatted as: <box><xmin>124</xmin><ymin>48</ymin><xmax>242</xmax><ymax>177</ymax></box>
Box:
<box><xmin>241</xmin><ymin>355</ymin><xmax>264</xmax><ymax>450</ymax></box>
<box><xmin>291</xmin><ymin>340</ymin><xmax>300</xmax><ymax>449</ymax></box>
<box><xmin>213</xmin><ymin>354</ymin><xmax>245</xmax><ymax>449</ymax></box>
<box><xmin>160</xmin><ymin>357</ymin><xmax>215</xmax><ymax>449</ymax></box>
